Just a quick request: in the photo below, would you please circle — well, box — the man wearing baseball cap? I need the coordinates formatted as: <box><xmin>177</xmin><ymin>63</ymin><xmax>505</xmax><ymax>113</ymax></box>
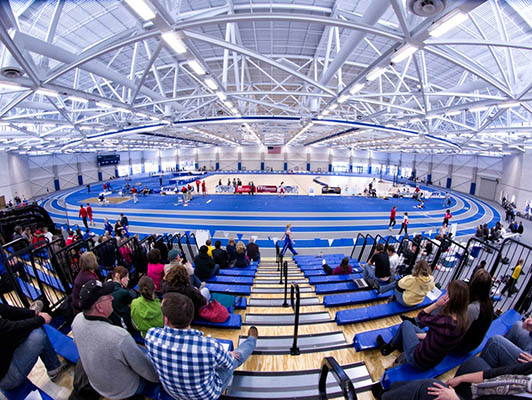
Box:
<box><xmin>72</xmin><ymin>280</ymin><xmax>159</xmax><ymax>399</ymax></box>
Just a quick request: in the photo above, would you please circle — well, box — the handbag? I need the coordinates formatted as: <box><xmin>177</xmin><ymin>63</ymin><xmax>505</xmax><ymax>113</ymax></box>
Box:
<box><xmin>199</xmin><ymin>300</ymin><xmax>230</xmax><ymax>323</ymax></box>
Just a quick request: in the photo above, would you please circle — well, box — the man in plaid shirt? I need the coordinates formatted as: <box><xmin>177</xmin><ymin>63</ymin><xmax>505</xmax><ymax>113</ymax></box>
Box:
<box><xmin>145</xmin><ymin>293</ymin><xmax>258</xmax><ymax>400</ymax></box>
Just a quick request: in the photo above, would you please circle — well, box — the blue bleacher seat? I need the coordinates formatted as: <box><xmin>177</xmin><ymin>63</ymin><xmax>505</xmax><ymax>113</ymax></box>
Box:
<box><xmin>309</xmin><ymin>273</ymin><xmax>363</xmax><ymax>285</ymax></box>
<box><xmin>192</xmin><ymin>313</ymin><xmax>242</xmax><ymax>329</ymax></box>
<box><xmin>206</xmin><ymin>283</ymin><xmax>251</xmax><ymax>296</ymax></box>
<box><xmin>26</xmin><ymin>266</ymin><xmax>67</xmax><ymax>292</ymax></box>
<box><xmin>207</xmin><ymin>275</ymin><xmax>254</xmax><ymax>285</ymax></box>
<box><xmin>335</xmin><ymin>291</ymin><xmax>445</xmax><ymax>325</ymax></box>
<box><xmin>315</xmin><ymin>281</ymin><xmax>359</xmax><ymax>294</ymax></box>
<box><xmin>381</xmin><ymin>309</ymin><xmax>522</xmax><ymax>388</ymax></box>
<box><xmin>17</xmin><ymin>278</ymin><xmax>41</xmax><ymax>300</ymax></box>
<box><xmin>219</xmin><ymin>269</ymin><xmax>256</xmax><ymax>276</ymax></box>
<box><xmin>353</xmin><ymin>325</ymin><xmax>428</xmax><ymax>352</ymax></box>
<box><xmin>43</xmin><ymin>324</ymin><xmax>79</xmax><ymax>363</ymax></box>
<box><xmin>324</xmin><ymin>290</ymin><xmax>393</xmax><ymax>307</ymax></box>
<box><xmin>235</xmin><ymin>296</ymin><xmax>247</xmax><ymax>309</ymax></box>
<box><xmin>1</xmin><ymin>379</ymin><xmax>54</xmax><ymax>400</ymax></box>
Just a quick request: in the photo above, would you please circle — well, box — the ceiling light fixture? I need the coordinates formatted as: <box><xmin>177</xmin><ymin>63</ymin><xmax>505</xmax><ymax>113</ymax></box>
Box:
<box><xmin>161</xmin><ymin>31</ymin><xmax>187</xmax><ymax>54</ymax></box>
<box><xmin>428</xmin><ymin>9</ymin><xmax>468</xmax><ymax>38</ymax></box>
<box><xmin>469</xmin><ymin>105</ymin><xmax>488</xmax><ymax>113</ymax></box>
<box><xmin>338</xmin><ymin>94</ymin><xmax>350</xmax><ymax>104</ymax></box>
<box><xmin>36</xmin><ymin>88</ymin><xmax>58</xmax><ymax>97</ymax></box>
<box><xmin>187</xmin><ymin>60</ymin><xmax>205</xmax><ymax>75</ymax></box>
<box><xmin>96</xmin><ymin>101</ymin><xmax>112</xmax><ymax>109</ymax></box>
<box><xmin>68</xmin><ymin>95</ymin><xmax>88</xmax><ymax>104</ymax></box>
<box><xmin>204</xmin><ymin>78</ymin><xmax>218</xmax><ymax>90</ymax></box>
<box><xmin>391</xmin><ymin>43</ymin><xmax>419</xmax><ymax>64</ymax></box>
<box><xmin>216</xmin><ymin>91</ymin><xmax>227</xmax><ymax>101</ymax></box>
<box><xmin>499</xmin><ymin>101</ymin><xmax>520</xmax><ymax>109</ymax></box>
<box><xmin>124</xmin><ymin>0</ymin><xmax>156</xmax><ymax>21</ymax></box>
<box><xmin>367</xmin><ymin>66</ymin><xmax>387</xmax><ymax>81</ymax></box>
<box><xmin>446</xmin><ymin>110</ymin><xmax>461</xmax><ymax>116</ymax></box>
<box><xmin>349</xmin><ymin>83</ymin><xmax>364</xmax><ymax>94</ymax></box>
<box><xmin>0</xmin><ymin>81</ymin><xmax>22</xmax><ymax>90</ymax></box>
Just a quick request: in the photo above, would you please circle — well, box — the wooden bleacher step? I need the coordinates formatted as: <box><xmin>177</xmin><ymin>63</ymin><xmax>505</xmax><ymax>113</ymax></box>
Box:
<box><xmin>252</xmin><ymin>286</ymin><xmax>314</xmax><ymax>294</ymax></box>
<box><xmin>248</xmin><ymin>297</ymin><xmax>320</xmax><ymax>307</ymax></box>
<box><xmin>255</xmin><ymin>271</ymin><xmax>303</xmax><ymax>276</ymax></box>
<box><xmin>222</xmin><ymin>362</ymin><xmax>372</xmax><ymax>399</ymax></box>
<box><xmin>248</xmin><ymin>296</ymin><xmax>321</xmax><ymax>307</ymax></box>
<box><xmin>252</xmin><ymin>278</ymin><xmax>307</xmax><ymax>285</ymax></box>
<box><xmin>238</xmin><ymin>331</ymin><xmax>350</xmax><ymax>355</ymax></box>
<box><xmin>244</xmin><ymin>311</ymin><xmax>331</xmax><ymax>326</ymax></box>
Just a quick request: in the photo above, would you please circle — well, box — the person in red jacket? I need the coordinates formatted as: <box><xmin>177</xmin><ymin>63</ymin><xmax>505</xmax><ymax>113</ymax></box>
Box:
<box><xmin>79</xmin><ymin>205</ymin><xmax>89</xmax><ymax>230</ymax></box>
<box><xmin>389</xmin><ymin>205</ymin><xmax>397</xmax><ymax>231</ymax></box>
<box><xmin>201</xmin><ymin>180</ymin><xmax>207</xmax><ymax>196</ymax></box>
<box><xmin>86</xmin><ymin>203</ymin><xmax>94</xmax><ymax>227</ymax></box>
<box><xmin>0</xmin><ymin>303</ymin><xmax>67</xmax><ymax>390</ymax></box>
<box><xmin>195</xmin><ymin>179</ymin><xmax>200</xmax><ymax>193</ymax></box>
<box><xmin>442</xmin><ymin>209</ymin><xmax>452</xmax><ymax>234</ymax></box>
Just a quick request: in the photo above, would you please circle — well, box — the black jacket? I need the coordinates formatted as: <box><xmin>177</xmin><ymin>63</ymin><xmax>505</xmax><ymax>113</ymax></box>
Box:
<box><xmin>212</xmin><ymin>248</ymin><xmax>229</xmax><ymax>269</ymax></box>
<box><xmin>0</xmin><ymin>304</ymin><xmax>45</xmax><ymax>379</ymax></box>
<box><xmin>194</xmin><ymin>252</ymin><xmax>216</xmax><ymax>280</ymax></box>
<box><xmin>246</xmin><ymin>243</ymin><xmax>260</xmax><ymax>261</ymax></box>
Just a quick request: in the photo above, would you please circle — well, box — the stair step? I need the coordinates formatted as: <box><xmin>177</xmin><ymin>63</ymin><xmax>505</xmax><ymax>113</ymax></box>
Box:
<box><xmin>252</xmin><ymin>279</ymin><xmax>307</xmax><ymax>285</ymax></box>
<box><xmin>252</xmin><ymin>287</ymin><xmax>314</xmax><ymax>294</ymax></box>
<box><xmin>248</xmin><ymin>297</ymin><xmax>321</xmax><ymax>307</ymax></box>
<box><xmin>222</xmin><ymin>361</ymin><xmax>372</xmax><ymax>399</ymax></box>
<box><xmin>244</xmin><ymin>311</ymin><xmax>332</xmax><ymax>326</ymax></box>
<box><xmin>238</xmin><ymin>331</ymin><xmax>348</xmax><ymax>354</ymax></box>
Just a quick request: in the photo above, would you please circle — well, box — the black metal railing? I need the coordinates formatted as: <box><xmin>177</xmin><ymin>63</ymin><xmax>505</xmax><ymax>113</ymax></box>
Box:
<box><xmin>282</xmin><ymin>261</ymin><xmax>289</xmax><ymax>307</ymax></box>
<box><xmin>318</xmin><ymin>357</ymin><xmax>357</xmax><ymax>400</ymax></box>
<box><xmin>350</xmin><ymin>233</ymin><xmax>366</xmax><ymax>259</ymax></box>
<box><xmin>290</xmin><ymin>282</ymin><xmax>301</xmax><ymax>356</ymax></box>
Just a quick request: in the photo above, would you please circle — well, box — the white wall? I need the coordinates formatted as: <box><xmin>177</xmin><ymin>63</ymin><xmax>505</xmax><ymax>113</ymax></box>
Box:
<box><xmin>3</xmin><ymin>146</ymin><xmax>511</xmax><ymax>203</ymax></box>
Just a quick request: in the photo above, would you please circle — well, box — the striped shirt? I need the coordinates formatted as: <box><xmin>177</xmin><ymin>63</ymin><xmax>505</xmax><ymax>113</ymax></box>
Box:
<box><xmin>414</xmin><ymin>311</ymin><xmax>464</xmax><ymax>369</ymax></box>
<box><xmin>145</xmin><ymin>327</ymin><xmax>233</xmax><ymax>400</ymax></box>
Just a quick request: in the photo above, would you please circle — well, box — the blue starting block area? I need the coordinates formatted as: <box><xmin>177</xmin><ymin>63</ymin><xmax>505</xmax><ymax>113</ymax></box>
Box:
<box><xmin>335</xmin><ymin>291</ymin><xmax>444</xmax><ymax>325</ymax></box>
<box><xmin>208</xmin><ymin>275</ymin><xmax>255</xmax><ymax>285</ymax></box>
<box><xmin>381</xmin><ymin>309</ymin><xmax>522</xmax><ymax>388</ymax></box>
<box><xmin>192</xmin><ymin>313</ymin><xmax>242</xmax><ymax>329</ymax></box>
<box><xmin>206</xmin><ymin>283</ymin><xmax>252</xmax><ymax>296</ymax></box>
<box><xmin>324</xmin><ymin>290</ymin><xmax>393</xmax><ymax>308</ymax></box>
<box><xmin>315</xmin><ymin>281</ymin><xmax>360</xmax><ymax>294</ymax></box>
<box><xmin>309</xmin><ymin>273</ymin><xmax>363</xmax><ymax>285</ymax></box>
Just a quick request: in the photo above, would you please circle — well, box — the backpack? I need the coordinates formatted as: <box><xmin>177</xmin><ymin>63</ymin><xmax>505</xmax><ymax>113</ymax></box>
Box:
<box><xmin>198</xmin><ymin>300</ymin><xmax>230</xmax><ymax>323</ymax></box>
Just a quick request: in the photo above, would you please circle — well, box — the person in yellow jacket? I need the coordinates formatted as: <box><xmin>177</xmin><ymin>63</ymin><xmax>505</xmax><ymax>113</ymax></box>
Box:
<box><xmin>502</xmin><ymin>259</ymin><xmax>524</xmax><ymax>296</ymax></box>
<box><xmin>392</xmin><ymin>260</ymin><xmax>435</xmax><ymax>307</ymax></box>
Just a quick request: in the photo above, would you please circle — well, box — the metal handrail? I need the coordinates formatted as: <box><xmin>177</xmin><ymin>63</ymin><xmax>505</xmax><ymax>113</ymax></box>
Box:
<box><xmin>350</xmin><ymin>233</ymin><xmax>366</xmax><ymax>259</ymax></box>
<box><xmin>290</xmin><ymin>282</ymin><xmax>301</xmax><ymax>355</ymax></box>
<box><xmin>358</xmin><ymin>234</ymin><xmax>375</xmax><ymax>262</ymax></box>
<box><xmin>282</xmin><ymin>261</ymin><xmax>289</xmax><ymax>307</ymax></box>
<box><xmin>318</xmin><ymin>357</ymin><xmax>357</xmax><ymax>400</ymax></box>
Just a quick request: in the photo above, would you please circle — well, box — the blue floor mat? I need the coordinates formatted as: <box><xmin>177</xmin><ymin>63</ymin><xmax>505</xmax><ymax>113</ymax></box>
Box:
<box><xmin>324</xmin><ymin>290</ymin><xmax>393</xmax><ymax>307</ymax></box>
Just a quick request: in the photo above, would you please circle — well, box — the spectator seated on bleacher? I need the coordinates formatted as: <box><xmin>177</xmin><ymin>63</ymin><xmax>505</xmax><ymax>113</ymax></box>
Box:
<box><xmin>234</xmin><ymin>241</ymin><xmax>250</xmax><ymax>268</ymax></box>
<box><xmin>144</xmin><ymin>293</ymin><xmax>258</xmax><ymax>400</ymax></box>
<box><xmin>162</xmin><ymin>265</ymin><xmax>209</xmax><ymax>320</ymax></box>
<box><xmin>147</xmin><ymin>249</ymin><xmax>165</xmax><ymax>293</ymax></box>
<box><xmin>389</xmin><ymin>261</ymin><xmax>435</xmax><ymax>308</ymax></box>
<box><xmin>453</xmin><ymin>269</ymin><xmax>495</xmax><ymax>355</ymax></box>
<box><xmin>131</xmin><ymin>276</ymin><xmax>164</xmax><ymax>338</ymax></box>
<box><xmin>212</xmin><ymin>240</ymin><xmax>229</xmax><ymax>269</ymax></box>
<box><xmin>72</xmin><ymin>280</ymin><xmax>159</xmax><ymax>400</ymax></box>
<box><xmin>373</xmin><ymin>356</ymin><xmax>532</xmax><ymax>400</ymax></box>
<box><xmin>0</xmin><ymin>302</ymin><xmax>68</xmax><ymax>391</ymax></box>
<box><xmin>387</xmin><ymin>246</ymin><xmax>400</xmax><ymax>276</ymax></box>
<box><xmin>322</xmin><ymin>257</ymin><xmax>353</xmax><ymax>275</ymax></box>
<box><xmin>72</xmin><ymin>251</ymin><xmax>100</xmax><ymax>315</ymax></box>
<box><xmin>165</xmin><ymin>249</ymin><xmax>201</xmax><ymax>288</ymax></box>
<box><xmin>376</xmin><ymin>280</ymin><xmax>469</xmax><ymax>371</ymax></box>
<box><xmin>109</xmin><ymin>266</ymin><xmax>138</xmax><ymax>335</ymax></box>
<box><xmin>246</xmin><ymin>237</ymin><xmax>261</xmax><ymax>264</ymax></box>
<box><xmin>480</xmin><ymin>316</ymin><xmax>532</xmax><ymax>368</ymax></box>
<box><xmin>194</xmin><ymin>245</ymin><xmax>220</xmax><ymax>279</ymax></box>
<box><xmin>363</xmin><ymin>243</ymin><xmax>393</xmax><ymax>291</ymax></box>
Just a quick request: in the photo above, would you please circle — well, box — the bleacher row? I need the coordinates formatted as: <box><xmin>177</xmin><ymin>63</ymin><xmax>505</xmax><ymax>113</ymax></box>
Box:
<box><xmin>1</xmin><ymin>205</ymin><xmax>532</xmax><ymax>399</ymax></box>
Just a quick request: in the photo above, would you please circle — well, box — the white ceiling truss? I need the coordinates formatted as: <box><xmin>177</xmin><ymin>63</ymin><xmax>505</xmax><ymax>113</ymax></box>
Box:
<box><xmin>0</xmin><ymin>0</ymin><xmax>531</xmax><ymax>156</ymax></box>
